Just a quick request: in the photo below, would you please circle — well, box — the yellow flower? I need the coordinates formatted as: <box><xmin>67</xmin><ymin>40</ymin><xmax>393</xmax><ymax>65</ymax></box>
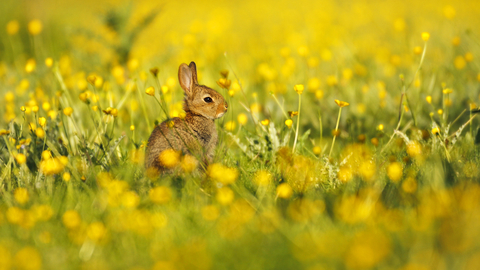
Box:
<box><xmin>79</xmin><ymin>92</ymin><xmax>89</xmax><ymax>103</ymax></box>
<box><xmin>207</xmin><ymin>163</ymin><xmax>238</xmax><ymax>185</ymax></box>
<box><xmin>14</xmin><ymin>247</ymin><xmax>42</xmax><ymax>270</ymax></box>
<box><xmin>5</xmin><ymin>91</ymin><xmax>14</xmax><ymax>102</ymax></box>
<box><xmin>288</xmin><ymin>111</ymin><xmax>299</xmax><ymax>117</ymax></box>
<box><xmin>254</xmin><ymin>170</ymin><xmax>272</xmax><ymax>187</ymax></box>
<box><xmin>25</xmin><ymin>59</ymin><xmax>36</xmax><ymax>73</ymax></box>
<box><xmin>261</xmin><ymin>119</ymin><xmax>270</xmax><ymax>126</ymax></box>
<box><xmin>87</xmin><ymin>222</ymin><xmax>106</xmax><ymax>242</ymax></box>
<box><xmin>41</xmin><ymin>150</ymin><xmax>52</xmax><ymax>160</ymax></box>
<box><xmin>62</xmin><ymin>210</ymin><xmax>81</xmax><ymax>229</ymax></box>
<box><xmin>127</xmin><ymin>58</ymin><xmax>139</xmax><ymax>72</ymax></box>
<box><xmin>32</xmin><ymin>205</ymin><xmax>53</xmax><ymax>221</ymax></box>
<box><xmin>42</xmin><ymin>102</ymin><xmax>51</xmax><ymax>111</ymax></box>
<box><xmin>237</xmin><ymin>113</ymin><xmax>248</xmax><ymax>125</ymax></box>
<box><xmin>40</xmin><ymin>156</ymin><xmax>67</xmax><ymax>175</ymax></box>
<box><xmin>130</xmin><ymin>125</ymin><xmax>135</xmax><ymax>131</ymax></box>
<box><xmin>217</xmin><ymin>78</ymin><xmax>232</xmax><ymax>89</ymax></box>
<box><xmin>443</xmin><ymin>5</ymin><xmax>456</xmax><ymax>19</ymax></box>
<box><xmin>250</xmin><ymin>103</ymin><xmax>261</xmax><ymax>113</ymax></box>
<box><xmin>38</xmin><ymin>117</ymin><xmax>47</xmax><ymax>128</ymax></box>
<box><xmin>181</xmin><ymin>154</ymin><xmax>198</xmax><ymax>173</ymax></box>
<box><xmin>0</xmin><ymin>129</ymin><xmax>10</xmax><ymax>136</ymax></box>
<box><xmin>63</xmin><ymin>172</ymin><xmax>71</xmax><ymax>182</ymax></box>
<box><xmin>35</xmin><ymin>127</ymin><xmax>45</xmax><ymax>139</ymax></box>
<box><xmin>421</xmin><ymin>32</ymin><xmax>430</xmax><ymax>41</ymax></box>
<box><xmin>313</xmin><ymin>146</ymin><xmax>321</xmax><ymax>155</ymax></box>
<box><xmin>102</xmin><ymin>107</ymin><xmax>113</xmax><ymax>115</ymax></box>
<box><xmin>326</xmin><ymin>75</ymin><xmax>338</xmax><ymax>86</ymax></box>
<box><xmin>465</xmin><ymin>52</ymin><xmax>474</xmax><ymax>62</ymax></box>
<box><xmin>14</xmin><ymin>187</ymin><xmax>29</xmax><ymax>204</ymax></box>
<box><xmin>6</xmin><ymin>206</ymin><xmax>24</xmax><ymax>224</ymax></box>
<box><xmin>63</xmin><ymin>107</ymin><xmax>73</xmax><ymax>116</ymax></box>
<box><xmin>15</xmin><ymin>153</ymin><xmax>26</xmax><ymax>165</ymax></box>
<box><xmin>161</xmin><ymin>85</ymin><xmax>169</xmax><ymax>94</ymax></box>
<box><xmin>224</xmin><ymin>121</ymin><xmax>236</xmax><ymax>131</ymax></box>
<box><xmin>437</xmin><ymin>109</ymin><xmax>443</xmax><ymax>115</ymax></box>
<box><xmin>426</xmin><ymin>95</ymin><xmax>432</xmax><ymax>104</ymax></box>
<box><xmin>20</xmin><ymin>106</ymin><xmax>26</xmax><ymax>112</ymax></box>
<box><xmin>216</xmin><ymin>187</ymin><xmax>234</xmax><ymax>205</ymax></box>
<box><xmin>454</xmin><ymin>56</ymin><xmax>466</xmax><ymax>69</ymax></box>
<box><xmin>377</xmin><ymin>124</ymin><xmax>384</xmax><ymax>131</ymax></box>
<box><xmin>6</xmin><ymin>20</ymin><xmax>19</xmax><ymax>35</ymax></box>
<box><xmin>452</xmin><ymin>36</ymin><xmax>461</xmax><ymax>46</ymax></box>
<box><xmin>121</xmin><ymin>191</ymin><xmax>140</xmax><ymax>208</ymax></box>
<box><xmin>407</xmin><ymin>141</ymin><xmax>422</xmax><ymax>157</ymax></box>
<box><xmin>28</xmin><ymin>19</ymin><xmax>43</xmax><ymax>35</ymax></box>
<box><xmin>402</xmin><ymin>177</ymin><xmax>417</xmax><ymax>193</ymax></box>
<box><xmin>335</xmin><ymin>99</ymin><xmax>350</xmax><ymax>107</ymax></box>
<box><xmin>294</xmin><ymin>84</ymin><xmax>304</xmax><ymax>95</ymax></box>
<box><xmin>276</xmin><ymin>183</ymin><xmax>293</xmax><ymax>199</ymax></box>
<box><xmin>413</xmin><ymin>46</ymin><xmax>423</xmax><ymax>55</ymax></box>
<box><xmin>149</xmin><ymin>186</ymin><xmax>172</xmax><ymax>204</ymax></box>
<box><xmin>45</xmin><ymin>57</ymin><xmax>53</xmax><ymax>67</ymax></box>
<box><xmin>145</xmin><ymin>86</ymin><xmax>155</xmax><ymax>96</ymax></box>
<box><xmin>297</xmin><ymin>46</ymin><xmax>309</xmax><ymax>56</ymax></box>
<box><xmin>432</xmin><ymin>127</ymin><xmax>440</xmax><ymax>135</ymax></box>
<box><xmin>359</xmin><ymin>161</ymin><xmax>376</xmax><ymax>181</ymax></box>
<box><xmin>442</xmin><ymin>88</ymin><xmax>453</xmax><ymax>94</ymax></box>
<box><xmin>285</xmin><ymin>119</ymin><xmax>293</xmax><ymax>128</ymax></box>
<box><xmin>387</xmin><ymin>162</ymin><xmax>403</xmax><ymax>182</ymax></box>
<box><xmin>110</xmin><ymin>108</ymin><xmax>118</xmax><ymax>117</ymax></box>
<box><xmin>159</xmin><ymin>149</ymin><xmax>181</xmax><ymax>168</ymax></box>
<box><xmin>338</xmin><ymin>166</ymin><xmax>353</xmax><ymax>182</ymax></box>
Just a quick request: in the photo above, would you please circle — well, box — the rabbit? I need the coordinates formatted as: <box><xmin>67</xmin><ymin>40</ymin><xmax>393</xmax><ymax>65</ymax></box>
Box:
<box><xmin>145</xmin><ymin>61</ymin><xmax>228</xmax><ymax>171</ymax></box>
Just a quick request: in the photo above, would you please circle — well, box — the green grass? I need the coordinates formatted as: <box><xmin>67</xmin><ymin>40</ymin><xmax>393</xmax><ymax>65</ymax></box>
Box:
<box><xmin>1</xmin><ymin>0</ymin><xmax>480</xmax><ymax>269</ymax></box>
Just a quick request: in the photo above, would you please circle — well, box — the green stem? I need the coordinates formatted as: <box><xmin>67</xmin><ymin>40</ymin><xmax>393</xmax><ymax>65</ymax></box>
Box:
<box><xmin>61</xmin><ymin>114</ymin><xmax>75</xmax><ymax>155</ymax></box>
<box><xmin>292</xmin><ymin>94</ymin><xmax>302</xmax><ymax>152</ymax></box>
<box><xmin>381</xmin><ymin>93</ymin><xmax>406</xmax><ymax>153</ymax></box>
<box><xmin>136</xmin><ymin>81</ymin><xmax>151</xmax><ymax>129</ymax></box>
<box><xmin>154</xmin><ymin>78</ymin><xmax>170</xmax><ymax>119</ymax></box>
<box><xmin>271</xmin><ymin>93</ymin><xmax>289</xmax><ymax>119</ymax></box>
<box><xmin>329</xmin><ymin>107</ymin><xmax>342</xmax><ymax>158</ymax></box>
<box><xmin>3</xmin><ymin>136</ymin><xmax>17</xmax><ymax>169</ymax></box>
<box><xmin>319</xmin><ymin>110</ymin><xmax>323</xmax><ymax>144</ymax></box>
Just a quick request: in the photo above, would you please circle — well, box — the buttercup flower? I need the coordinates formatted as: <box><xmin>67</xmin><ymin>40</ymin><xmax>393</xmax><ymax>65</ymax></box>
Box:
<box><xmin>294</xmin><ymin>84</ymin><xmax>304</xmax><ymax>95</ymax></box>
<box><xmin>335</xmin><ymin>99</ymin><xmax>350</xmax><ymax>107</ymax></box>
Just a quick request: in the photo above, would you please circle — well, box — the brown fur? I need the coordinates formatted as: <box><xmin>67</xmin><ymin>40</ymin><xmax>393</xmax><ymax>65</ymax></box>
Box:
<box><xmin>145</xmin><ymin>62</ymin><xmax>228</xmax><ymax>170</ymax></box>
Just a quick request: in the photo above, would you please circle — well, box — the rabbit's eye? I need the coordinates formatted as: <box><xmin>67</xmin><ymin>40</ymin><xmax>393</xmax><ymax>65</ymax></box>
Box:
<box><xmin>204</xmin><ymin>97</ymin><xmax>213</xmax><ymax>103</ymax></box>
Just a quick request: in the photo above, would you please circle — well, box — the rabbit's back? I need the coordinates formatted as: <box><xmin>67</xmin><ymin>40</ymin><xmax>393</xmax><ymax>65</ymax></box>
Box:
<box><xmin>145</xmin><ymin>115</ymin><xmax>217</xmax><ymax>170</ymax></box>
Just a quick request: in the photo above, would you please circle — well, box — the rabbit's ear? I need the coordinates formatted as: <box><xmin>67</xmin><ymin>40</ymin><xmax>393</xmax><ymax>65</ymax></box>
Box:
<box><xmin>189</xmin><ymin>62</ymin><xmax>198</xmax><ymax>85</ymax></box>
<box><xmin>179</xmin><ymin>63</ymin><xmax>194</xmax><ymax>96</ymax></box>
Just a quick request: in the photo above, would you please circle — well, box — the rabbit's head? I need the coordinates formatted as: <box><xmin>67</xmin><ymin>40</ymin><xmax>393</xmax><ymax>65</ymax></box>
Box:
<box><xmin>178</xmin><ymin>62</ymin><xmax>228</xmax><ymax>119</ymax></box>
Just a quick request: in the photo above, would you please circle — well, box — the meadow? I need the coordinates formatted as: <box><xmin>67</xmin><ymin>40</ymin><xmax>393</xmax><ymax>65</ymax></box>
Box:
<box><xmin>1</xmin><ymin>0</ymin><xmax>480</xmax><ymax>269</ymax></box>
